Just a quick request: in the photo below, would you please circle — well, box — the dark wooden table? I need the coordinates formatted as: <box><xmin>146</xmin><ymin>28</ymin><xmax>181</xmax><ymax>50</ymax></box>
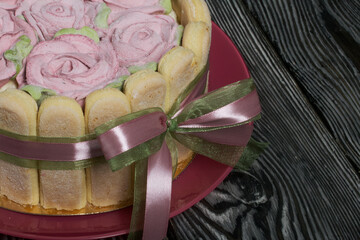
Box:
<box><xmin>2</xmin><ymin>0</ymin><xmax>359</xmax><ymax>239</ymax></box>
<box><xmin>168</xmin><ymin>0</ymin><xmax>360</xmax><ymax>239</ymax></box>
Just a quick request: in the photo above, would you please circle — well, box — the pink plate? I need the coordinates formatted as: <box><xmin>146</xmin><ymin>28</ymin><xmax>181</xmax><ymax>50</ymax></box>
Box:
<box><xmin>0</xmin><ymin>22</ymin><xmax>250</xmax><ymax>239</ymax></box>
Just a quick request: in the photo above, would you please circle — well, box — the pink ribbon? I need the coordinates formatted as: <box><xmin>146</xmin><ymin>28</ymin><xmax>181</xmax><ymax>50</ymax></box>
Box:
<box><xmin>98</xmin><ymin>112</ymin><xmax>168</xmax><ymax>161</ymax></box>
<box><xmin>179</xmin><ymin>90</ymin><xmax>259</xmax><ymax>147</ymax></box>
<box><xmin>178</xmin><ymin>90</ymin><xmax>260</xmax><ymax>129</ymax></box>
<box><xmin>143</xmin><ymin>142</ymin><xmax>172</xmax><ymax>239</ymax></box>
<box><xmin>0</xmin><ymin>134</ymin><xmax>102</xmax><ymax>161</ymax></box>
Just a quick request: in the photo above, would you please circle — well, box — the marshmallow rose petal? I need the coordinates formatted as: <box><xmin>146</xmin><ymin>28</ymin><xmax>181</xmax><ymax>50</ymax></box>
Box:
<box><xmin>16</xmin><ymin>0</ymin><xmax>97</xmax><ymax>41</ymax></box>
<box><xmin>0</xmin><ymin>59</ymin><xmax>16</xmax><ymax>83</ymax></box>
<box><xmin>101</xmin><ymin>0</ymin><xmax>160</xmax><ymax>8</ymax></box>
<box><xmin>0</xmin><ymin>8</ymin><xmax>37</xmax><ymax>84</ymax></box>
<box><xmin>90</xmin><ymin>0</ymin><xmax>164</xmax><ymax>24</ymax></box>
<box><xmin>107</xmin><ymin>11</ymin><xmax>178</xmax><ymax>67</ymax></box>
<box><xmin>25</xmin><ymin>34</ymin><xmax>128</xmax><ymax>100</ymax></box>
<box><xmin>0</xmin><ymin>0</ymin><xmax>19</xmax><ymax>10</ymax></box>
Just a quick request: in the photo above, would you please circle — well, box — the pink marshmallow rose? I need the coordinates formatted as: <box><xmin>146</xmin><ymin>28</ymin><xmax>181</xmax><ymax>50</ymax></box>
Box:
<box><xmin>106</xmin><ymin>11</ymin><xmax>178</xmax><ymax>67</ymax></box>
<box><xmin>16</xmin><ymin>0</ymin><xmax>100</xmax><ymax>41</ymax></box>
<box><xmin>0</xmin><ymin>8</ymin><xmax>37</xmax><ymax>84</ymax></box>
<box><xmin>24</xmin><ymin>34</ymin><xmax>129</xmax><ymax>100</ymax></box>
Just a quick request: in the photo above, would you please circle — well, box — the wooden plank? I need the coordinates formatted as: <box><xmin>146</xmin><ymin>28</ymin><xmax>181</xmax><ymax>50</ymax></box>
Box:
<box><xmin>169</xmin><ymin>0</ymin><xmax>360</xmax><ymax>239</ymax></box>
<box><xmin>244</xmin><ymin>0</ymin><xmax>360</xmax><ymax>169</ymax></box>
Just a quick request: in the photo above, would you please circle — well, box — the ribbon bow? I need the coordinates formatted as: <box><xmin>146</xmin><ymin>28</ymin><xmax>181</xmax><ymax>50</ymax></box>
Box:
<box><xmin>94</xmin><ymin>77</ymin><xmax>261</xmax><ymax>239</ymax></box>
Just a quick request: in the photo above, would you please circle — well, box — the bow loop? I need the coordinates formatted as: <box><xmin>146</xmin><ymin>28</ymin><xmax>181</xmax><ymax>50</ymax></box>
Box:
<box><xmin>95</xmin><ymin>108</ymin><xmax>168</xmax><ymax>171</ymax></box>
<box><xmin>172</xmin><ymin>78</ymin><xmax>260</xmax><ymax>132</ymax></box>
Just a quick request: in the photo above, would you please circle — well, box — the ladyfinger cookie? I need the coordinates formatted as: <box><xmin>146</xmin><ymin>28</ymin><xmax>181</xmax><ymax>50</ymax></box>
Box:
<box><xmin>85</xmin><ymin>88</ymin><xmax>133</xmax><ymax>207</ymax></box>
<box><xmin>0</xmin><ymin>89</ymin><xmax>39</xmax><ymax>206</ymax></box>
<box><xmin>182</xmin><ymin>21</ymin><xmax>211</xmax><ymax>73</ymax></box>
<box><xmin>172</xmin><ymin>0</ymin><xmax>211</xmax><ymax>27</ymax></box>
<box><xmin>37</xmin><ymin>96</ymin><xmax>87</xmax><ymax>210</ymax></box>
<box><xmin>124</xmin><ymin>69</ymin><xmax>167</xmax><ymax>112</ymax></box>
<box><xmin>158</xmin><ymin>46</ymin><xmax>196</xmax><ymax>112</ymax></box>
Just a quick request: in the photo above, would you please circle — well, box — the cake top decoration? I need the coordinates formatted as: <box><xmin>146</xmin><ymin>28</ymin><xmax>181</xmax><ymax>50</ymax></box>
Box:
<box><xmin>1</xmin><ymin>0</ymin><xmax>180</xmax><ymax>101</ymax></box>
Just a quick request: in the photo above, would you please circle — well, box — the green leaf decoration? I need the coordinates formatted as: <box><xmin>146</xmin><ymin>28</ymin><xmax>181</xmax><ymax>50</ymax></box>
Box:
<box><xmin>160</xmin><ymin>0</ymin><xmax>173</xmax><ymax>14</ymax></box>
<box><xmin>176</xmin><ymin>25</ymin><xmax>184</xmax><ymax>46</ymax></box>
<box><xmin>21</xmin><ymin>85</ymin><xmax>57</xmax><ymax>106</ymax></box>
<box><xmin>95</xmin><ymin>3</ymin><xmax>111</xmax><ymax>29</ymax></box>
<box><xmin>54</xmin><ymin>26</ymin><xmax>100</xmax><ymax>43</ymax></box>
<box><xmin>4</xmin><ymin>35</ymin><xmax>33</xmax><ymax>79</ymax></box>
<box><xmin>128</xmin><ymin>62</ymin><xmax>158</xmax><ymax>74</ymax></box>
<box><xmin>17</xmin><ymin>15</ymin><xmax>26</xmax><ymax>21</ymax></box>
<box><xmin>105</xmin><ymin>75</ymin><xmax>129</xmax><ymax>91</ymax></box>
<box><xmin>235</xmin><ymin>138</ymin><xmax>269</xmax><ymax>170</ymax></box>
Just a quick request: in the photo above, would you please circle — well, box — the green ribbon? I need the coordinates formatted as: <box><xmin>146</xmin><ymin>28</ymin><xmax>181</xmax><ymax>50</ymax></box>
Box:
<box><xmin>0</xmin><ymin>129</ymin><xmax>98</xmax><ymax>170</ymax></box>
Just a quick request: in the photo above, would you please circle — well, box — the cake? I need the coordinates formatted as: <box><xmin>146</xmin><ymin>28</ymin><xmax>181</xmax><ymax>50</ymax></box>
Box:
<box><xmin>0</xmin><ymin>0</ymin><xmax>211</xmax><ymax>213</ymax></box>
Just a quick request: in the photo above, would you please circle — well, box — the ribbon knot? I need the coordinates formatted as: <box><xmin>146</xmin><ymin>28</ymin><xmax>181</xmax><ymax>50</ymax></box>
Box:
<box><xmin>167</xmin><ymin>119</ymin><xmax>178</xmax><ymax>132</ymax></box>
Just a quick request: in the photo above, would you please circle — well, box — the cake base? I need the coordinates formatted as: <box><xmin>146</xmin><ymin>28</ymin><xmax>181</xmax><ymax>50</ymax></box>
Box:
<box><xmin>0</xmin><ymin>153</ymin><xmax>194</xmax><ymax>216</ymax></box>
<box><xmin>0</xmin><ymin>194</ymin><xmax>133</xmax><ymax>216</ymax></box>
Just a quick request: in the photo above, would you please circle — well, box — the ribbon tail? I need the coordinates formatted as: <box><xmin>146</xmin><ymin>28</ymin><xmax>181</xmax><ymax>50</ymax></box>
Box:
<box><xmin>143</xmin><ymin>141</ymin><xmax>172</xmax><ymax>239</ymax></box>
<box><xmin>128</xmin><ymin>158</ymin><xmax>148</xmax><ymax>240</ymax></box>
<box><xmin>128</xmin><ymin>141</ymin><xmax>172</xmax><ymax>240</ymax></box>
<box><xmin>235</xmin><ymin>138</ymin><xmax>269</xmax><ymax>170</ymax></box>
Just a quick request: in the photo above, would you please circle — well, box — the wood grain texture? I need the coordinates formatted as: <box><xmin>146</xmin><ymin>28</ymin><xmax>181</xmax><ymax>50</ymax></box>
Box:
<box><xmin>244</xmin><ymin>0</ymin><xmax>360</xmax><ymax>170</ymax></box>
<box><xmin>168</xmin><ymin>0</ymin><xmax>360</xmax><ymax>239</ymax></box>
